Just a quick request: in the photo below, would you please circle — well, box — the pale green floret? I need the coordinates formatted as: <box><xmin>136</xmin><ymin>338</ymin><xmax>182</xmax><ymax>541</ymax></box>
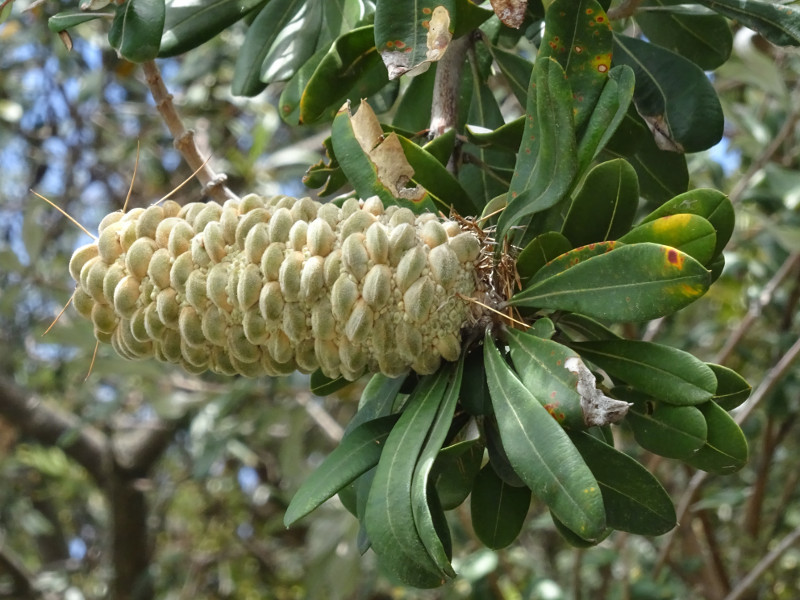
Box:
<box><xmin>69</xmin><ymin>195</ymin><xmax>483</xmax><ymax>380</ymax></box>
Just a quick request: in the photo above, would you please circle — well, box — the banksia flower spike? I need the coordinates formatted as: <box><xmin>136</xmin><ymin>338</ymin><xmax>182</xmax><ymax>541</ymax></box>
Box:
<box><xmin>69</xmin><ymin>195</ymin><xmax>488</xmax><ymax>380</ymax></box>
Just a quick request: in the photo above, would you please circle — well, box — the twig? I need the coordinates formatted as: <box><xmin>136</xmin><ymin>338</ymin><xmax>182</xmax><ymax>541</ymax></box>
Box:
<box><xmin>723</xmin><ymin>524</ymin><xmax>800</xmax><ymax>600</ymax></box>
<box><xmin>141</xmin><ymin>61</ymin><xmax>237</xmax><ymax>204</ymax></box>
<box><xmin>429</xmin><ymin>34</ymin><xmax>472</xmax><ymax>139</ymax></box>
<box><xmin>295</xmin><ymin>393</ymin><xmax>344</xmax><ymax>443</ymax></box>
<box><xmin>713</xmin><ymin>252</ymin><xmax>800</xmax><ymax>366</ymax></box>
<box><xmin>0</xmin><ymin>375</ymin><xmax>109</xmax><ymax>484</ymax></box>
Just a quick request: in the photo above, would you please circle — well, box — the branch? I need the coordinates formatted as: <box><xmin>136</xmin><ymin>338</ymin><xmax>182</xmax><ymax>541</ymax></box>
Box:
<box><xmin>429</xmin><ymin>34</ymin><xmax>472</xmax><ymax>139</ymax></box>
<box><xmin>141</xmin><ymin>60</ymin><xmax>237</xmax><ymax>204</ymax></box>
<box><xmin>724</xmin><ymin>524</ymin><xmax>800</xmax><ymax>600</ymax></box>
<box><xmin>0</xmin><ymin>376</ymin><xmax>109</xmax><ymax>484</ymax></box>
<box><xmin>113</xmin><ymin>419</ymin><xmax>183</xmax><ymax>475</ymax></box>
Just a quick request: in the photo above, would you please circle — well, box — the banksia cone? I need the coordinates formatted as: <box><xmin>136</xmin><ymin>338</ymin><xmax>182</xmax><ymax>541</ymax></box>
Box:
<box><xmin>69</xmin><ymin>194</ymin><xmax>486</xmax><ymax>380</ymax></box>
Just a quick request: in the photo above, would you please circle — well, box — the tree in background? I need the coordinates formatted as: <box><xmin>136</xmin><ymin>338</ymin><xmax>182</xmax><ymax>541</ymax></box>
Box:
<box><xmin>1</xmin><ymin>0</ymin><xmax>800</xmax><ymax>598</ymax></box>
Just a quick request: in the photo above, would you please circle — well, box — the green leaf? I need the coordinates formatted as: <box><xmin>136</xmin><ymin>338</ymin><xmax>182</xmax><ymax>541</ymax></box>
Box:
<box><xmin>0</xmin><ymin>1</ymin><xmax>13</xmax><ymax>25</ymax></box>
<box><xmin>299</xmin><ymin>27</ymin><xmax>389</xmax><ymax>123</ymax></box>
<box><xmin>486</xmin><ymin>43</ymin><xmax>532</xmax><ymax>106</ymax></box>
<box><xmin>697</xmin><ymin>0</ymin><xmax>800</xmax><ymax>47</ymax></box>
<box><xmin>557</xmin><ymin>313</ymin><xmax>622</xmax><ymax>342</ymax></box>
<box><xmin>364</xmin><ymin>370</ymin><xmax>452</xmax><ymax>587</ymax></box>
<box><xmin>626</xmin><ymin>396</ymin><xmax>708</xmax><ymax>460</ymax></box>
<box><xmin>684</xmin><ymin>401</ymin><xmax>748</xmax><ymax>474</ymax></box>
<box><xmin>465</xmin><ymin>117</ymin><xmax>525</xmax><ymax>153</ymax></box>
<box><xmin>575</xmin><ymin>65</ymin><xmax>636</xmax><ymax>175</ymax></box>
<box><xmin>573</xmin><ymin>339</ymin><xmax>717</xmax><ymax>405</ymax></box>
<box><xmin>260</xmin><ymin>1</ymin><xmax>322</xmax><ymax>83</ymax></box>
<box><xmin>510</xmin><ymin>243</ymin><xmax>711</xmax><ymax>322</ymax></box>
<box><xmin>612</xmin><ymin>34</ymin><xmax>723</xmax><ymax>153</ymax></box>
<box><xmin>516</xmin><ymin>232</ymin><xmax>573</xmax><ymax>282</ymax></box>
<box><xmin>278</xmin><ymin>44</ymin><xmax>330</xmax><ymax>125</ymax></box>
<box><xmin>111</xmin><ymin>0</ymin><xmax>166</xmax><ymax>63</ymax></box>
<box><xmin>309</xmin><ymin>369</ymin><xmax>354</xmax><ymax>397</ymax></box>
<box><xmin>460</xmin><ymin>349</ymin><xmax>492</xmax><ymax>416</ymax></box>
<box><xmin>500</xmin><ymin>57</ymin><xmax>578</xmax><ymax>243</ymax></box>
<box><xmin>49</xmin><ymin>9</ymin><xmax>113</xmax><ymax>33</ymax></box>
<box><xmin>284</xmin><ymin>414</ymin><xmax>400</xmax><ymax>526</ymax></box>
<box><xmin>232</xmin><ymin>0</ymin><xmax>305</xmax><ymax>96</ymax></box>
<box><xmin>346</xmin><ymin>373</ymin><xmax>406</xmax><ymax>435</ymax></box>
<box><xmin>570</xmin><ymin>431</ymin><xmax>676</xmax><ymax>536</ymax></box>
<box><xmin>484</xmin><ymin>333</ymin><xmax>607</xmax><ymax>541</ymax></box>
<box><xmin>485</xmin><ymin>416</ymin><xmax>526</xmax><ymax>488</ymax></box>
<box><xmin>392</xmin><ymin>65</ymin><xmax>437</xmax><ymax>132</ymax></box>
<box><xmin>603</xmin><ymin>109</ymin><xmax>689</xmax><ymax>204</ymax></box>
<box><xmin>539</xmin><ymin>0</ymin><xmax>613</xmax><ymax>130</ymax></box>
<box><xmin>158</xmin><ymin>0</ymin><xmax>265</xmax><ymax>57</ymax></box>
<box><xmin>470</xmin><ymin>465</ymin><xmax>532</xmax><ymax>549</ymax></box>
<box><xmin>619</xmin><ymin>214</ymin><xmax>717</xmax><ymax>265</ymax></box>
<box><xmin>527</xmin><ymin>241</ymin><xmax>623</xmax><ymax>286</ymax></box>
<box><xmin>505</xmin><ymin>327</ymin><xmax>589</xmax><ymax>430</ymax></box>
<box><xmin>397</xmin><ymin>135</ymin><xmax>477</xmax><ymax>215</ymax></box>
<box><xmin>459</xmin><ymin>66</ymin><xmax>516</xmax><ymax>209</ymax></box>
<box><xmin>708</xmin><ymin>364</ymin><xmax>751</xmax><ymax>411</ymax></box>
<box><xmin>640</xmin><ymin>188</ymin><xmax>734</xmax><ymax>259</ymax></box>
<box><xmin>635</xmin><ymin>0</ymin><xmax>733</xmax><ymax>70</ymax></box>
<box><xmin>432</xmin><ymin>439</ymin><xmax>484</xmax><ymax>510</ymax></box>
<box><xmin>411</xmin><ymin>360</ymin><xmax>464</xmax><ymax>578</ymax></box>
<box><xmin>561</xmin><ymin>159</ymin><xmax>639</xmax><ymax>247</ymax></box>
<box><xmin>552</xmin><ymin>512</ymin><xmax>610</xmax><ymax>547</ymax></box>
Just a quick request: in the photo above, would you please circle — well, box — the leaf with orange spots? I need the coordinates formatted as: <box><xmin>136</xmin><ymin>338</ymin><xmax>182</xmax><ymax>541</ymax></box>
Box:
<box><xmin>484</xmin><ymin>333</ymin><xmax>607</xmax><ymax>542</ymax></box>
<box><xmin>540</xmin><ymin>0</ymin><xmax>613</xmax><ymax>130</ymax></box>
<box><xmin>527</xmin><ymin>241</ymin><xmax>622</xmax><ymax>287</ymax></box>
<box><xmin>509</xmin><ymin>242</ymin><xmax>711</xmax><ymax>322</ymax></box>
<box><xmin>375</xmin><ymin>2</ymin><xmax>453</xmax><ymax>79</ymax></box>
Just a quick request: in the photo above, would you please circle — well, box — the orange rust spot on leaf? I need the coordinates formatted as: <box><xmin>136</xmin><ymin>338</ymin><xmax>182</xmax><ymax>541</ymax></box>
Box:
<box><xmin>422</xmin><ymin>6</ymin><xmax>432</xmax><ymax>14</ymax></box>
<box><xmin>422</xmin><ymin>19</ymin><xmax>430</xmax><ymax>28</ymax></box>
<box><xmin>395</xmin><ymin>40</ymin><xmax>405</xmax><ymax>48</ymax></box>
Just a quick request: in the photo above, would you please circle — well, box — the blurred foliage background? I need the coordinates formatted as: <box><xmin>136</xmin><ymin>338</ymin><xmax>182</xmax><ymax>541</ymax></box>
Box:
<box><xmin>1</xmin><ymin>1</ymin><xmax>800</xmax><ymax>599</ymax></box>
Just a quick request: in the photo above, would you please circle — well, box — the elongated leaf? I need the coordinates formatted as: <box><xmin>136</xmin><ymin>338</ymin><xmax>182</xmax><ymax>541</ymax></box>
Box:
<box><xmin>49</xmin><ymin>9</ymin><xmax>113</xmax><ymax>32</ymax></box>
<box><xmin>506</xmin><ymin>328</ymin><xmax>588</xmax><ymax>430</ymax></box>
<box><xmin>432</xmin><ymin>439</ymin><xmax>484</xmax><ymax>510</ymax></box>
<box><xmin>487</xmin><ymin>43</ymin><xmax>532</xmax><ymax>106</ymax></box>
<box><xmin>636</xmin><ymin>0</ymin><xmax>733</xmax><ymax>70</ymax></box>
<box><xmin>460</xmin><ymin>348</ymin><xmax>492</xmax><ymax>416</ymax></box>
<box><xmin>397</xmin><ymin>135</ymin><xmax>477</xmax><ymax>215</ymax></box>
<box><xmin>364</xmin><ymin>370</ymin><xmax>452</xmax><ymax>587</ymax></box>
<box><xmin>279</xmin><ymin>44</ymin><xmax>330</xmax><ymax>125</ymax></box>
<box><xmin>620</xmin><ymin>214</ymin><xmax>717</xmax><ymax>265</ymax></box>
<box><xmin>484</xmin><ymin>333</ymin><xmax>606</xmax><ymax>541</ymax></box>
<box><xmin>300</xmin><ymin>26</ymin><xmax>389</xmax><ymax>122</ymax></box>
<box><xmin>576</xmin><ymin>65</ymin><xmax>636</xmax><ymax>175</ymax></box>
<box><xmin>570</xmin><ymin>431</ymin><xmax>676</xmax><ymax>535</ymax></box>
<box><xmin>640</xmin><ymin>188</ymin><xmax>734</xmax><ymax>259</ymax></box>
<box><xmin>485</xmin><ymin>415</ymin><xmax>526</xmax><ymax>487</ymax></box>
<box><xmin>539</xmin><ymin>0</ymin><xmax>613</xmax><ymax>130</ymax></box>
<box><xmin>562</xmin><ymin>159</ymin><xmax>639</xmax><ymax>247</ymax></box>
<box><xmin>260</xmin><ymin>1</ymin><xmax>322</xmax><ymax>83</ymax></box>
<box><xmin>708</xmin><ymin>364</ymin><xmax>751</xmax><ymax>411</ymax></box>
<box><xmin>500</xmin><ymin>57</ymin><xmax>577</xmax><ymax>243</ymax></box>
<box><xmin>284</xmin><ymin>414</ymin><xmax>400</xmax><ymax>526</ymax></box>
<box><xmin>111</xmin><ymin>0</ymin><xmax>165</xmax><ymax>63</ymax></box>
<box><xmin>557</xmin><ymin>313</ymin><xmax>622</xmax><ymax>342</ymax></box>
<box><xmin>466</xmin><ymin>117</ymin><xmax>525</xmax><ymax>152</ymax></box>
<box><xmin>392</xmin><ymin>65</ymin><xmax>437</xmax><ymax>132</ymax></box>
<box><xmin>411</xmin><ymin>360</ymin><xmax>464</xmax><ymax>578</ymax></box>
<box><xmin>232</xmin><ymin>0</ymin><xmax>303</xmax><ymax>96</ymax></box>
<box><xmin>612</xmin><ymin>34</ymin><xmax>723</xmax><ymax>153</ymax></box>
<box><xmin>309</xmin><ymin>369</ymin><xmax>353</xmax><ymax>397</ymax></box>
<box><xmin>573</xmin><ymin>339</ymin><xmax>717</xmax><ymax>405</ymax></box>
<box><xmin>510</xmin><ymin>243</ymin><xmax>711</xmax><ymax>322</ymax></box>
<box><xmin>159</xmin><ymin>0</ymin><xmax>265</xmax><ymax>57</ymax></box>
<box><xmin>627</xmin><ymin>398</ymin><xmax>708</xmax><ymax>460</ymax></box>
<box><xmin>697</xmin><ymin>0</ymin><xmax>800</xmax><ymax>47</ymax></box>
<box><xmin>552</xmin><ymin>512</ymin><xmax>610</xmax><ymax>547</ymax></box>
<box><xmin>528</xmin><ymin>241</ymin><xmax>622</xmax><ymax>286</ymax></box>
<box><xmin>684</xmin><ymin>401</ymin><xmax>748</xmax><ymax>474</ymax></box>
<box><xmin>516</xmin><ymin>232</ymin><xmax>573</xmax><ymax>282</ymax></box>
<box><xmin>471</xmin><ymin>465</ymin><xmax>532</xmax><ymax>549</ymax></box>
<box><xmin>346</xmin><ymin>373</ymin><xmax>405</xmax><ymax>435</ymax></box>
